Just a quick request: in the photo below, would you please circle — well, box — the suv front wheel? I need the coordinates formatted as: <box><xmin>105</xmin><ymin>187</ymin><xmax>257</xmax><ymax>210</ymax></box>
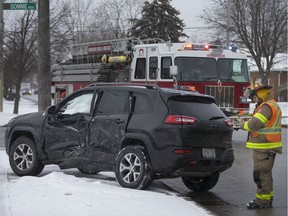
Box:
<box><xmin>9</xmin><ymin>136</ymin><xmax>44</xmax><ymax>176</ymax></box>
<box><xmin>182</xmin><ymin>173</ymin><xmax>220</xmax><ymax>192</ymax></box>
<box><xmin>115</xmin><ymin>146</ymin><xmax>153</xmax><ymax>190</ymax></box>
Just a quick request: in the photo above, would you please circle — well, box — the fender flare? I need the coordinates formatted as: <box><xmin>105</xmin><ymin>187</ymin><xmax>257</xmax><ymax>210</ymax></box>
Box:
<box><xmin>7</xmin><ymin>126</ymin><xmax>46</xmax><ymax>159</ymax></box>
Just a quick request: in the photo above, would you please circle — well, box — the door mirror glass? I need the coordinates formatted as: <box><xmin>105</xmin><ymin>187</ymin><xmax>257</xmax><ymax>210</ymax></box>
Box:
<box><xmin>169</xmin><ymin>66</ymin><xmax>178</xmax><ymax>76</ymax></box>
<box><xmin>46</xmin><ymin>105</ymin><xmax>56</xmax><ymax>115</ymax></box>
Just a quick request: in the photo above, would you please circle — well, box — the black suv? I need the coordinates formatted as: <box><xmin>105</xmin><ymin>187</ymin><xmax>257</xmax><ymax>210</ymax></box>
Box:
<box><xmin>5</xmin><ymin>84</ymin><xmax>234</xmax><ymax>191</ymax></box>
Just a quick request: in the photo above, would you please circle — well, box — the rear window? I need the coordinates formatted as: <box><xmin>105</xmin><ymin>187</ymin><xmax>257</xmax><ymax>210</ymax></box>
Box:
<box><xmin>168</xmin><ymin>97</ymin><xmax>225</xmax><ymax>120</ymax></box>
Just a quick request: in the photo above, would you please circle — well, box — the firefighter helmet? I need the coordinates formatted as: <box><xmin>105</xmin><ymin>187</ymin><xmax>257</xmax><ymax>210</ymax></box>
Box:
<box><xmin>243</xmin><ymin>82</ymin><xmax>272</xmax><ymax>99</ymax></box>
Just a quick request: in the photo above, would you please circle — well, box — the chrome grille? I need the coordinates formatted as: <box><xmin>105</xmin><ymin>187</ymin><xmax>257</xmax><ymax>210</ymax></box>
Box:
<box><xmin>205</xmin><ymin>86</ymin><xmax>234</xmax><ymax>108</ymax></box>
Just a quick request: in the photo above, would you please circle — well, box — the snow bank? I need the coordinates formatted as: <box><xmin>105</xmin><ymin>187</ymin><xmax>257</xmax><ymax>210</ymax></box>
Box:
<box><xmin>0</xmin><ymin>151</ymin><xmax>212</xmax><ymax>216</ymax></box>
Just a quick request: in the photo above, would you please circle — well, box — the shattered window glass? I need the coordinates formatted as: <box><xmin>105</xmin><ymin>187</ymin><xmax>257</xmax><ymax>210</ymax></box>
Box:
<box><xmin>62</xmin><ymin>93</ymin><xmax>93</xmax><ymax>114</ymax></box>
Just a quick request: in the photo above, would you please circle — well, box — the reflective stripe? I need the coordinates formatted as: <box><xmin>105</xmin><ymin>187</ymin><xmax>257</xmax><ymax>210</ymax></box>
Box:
<box><xmin>265</xmin><ymin>101</ymin><xmax>282</xmax><ymax>128</ymax></box>
<box><xmin>257</xmin><ymin>127</ymin><xmax>281</xmax><ymax>134</ymax></box>
<box><xmin>254</xmin><ymin>113</ymin><xmax>268</xmax><ymax>124</ymax></box>
<box><xmin>244</xmin><ymin>121</ymin><xmax>250</xmax><ymax>131</ymax></box>
<box><xmin>246</xmin><ymin>142</ymin><xmax>282</xmax><ymax>149</ymax></box>
<box><xmin>256</xmin><ymin>192</ymin><xmax>274</xmax><ymax>201</ymax></box>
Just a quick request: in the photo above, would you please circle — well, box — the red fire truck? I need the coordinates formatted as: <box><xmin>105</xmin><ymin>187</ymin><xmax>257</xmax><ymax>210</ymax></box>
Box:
<box><xmin>51</xmin><ymin>38</ymin><xmax>250</xmax><ymax>115</ymax></box>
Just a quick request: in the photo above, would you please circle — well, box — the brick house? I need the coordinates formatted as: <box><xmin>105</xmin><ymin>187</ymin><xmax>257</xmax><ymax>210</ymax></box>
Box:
<box><xmin>248</xmin><ymin>53</ymin><xmax>288</xmax><ymax>102</ymax></box>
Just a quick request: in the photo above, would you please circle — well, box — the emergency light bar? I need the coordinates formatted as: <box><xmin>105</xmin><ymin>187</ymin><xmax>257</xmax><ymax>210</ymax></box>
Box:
<box><xmin>182</xmin><ymin>43</ymin><xmax>223</xmax><ymax>51</ymax></box>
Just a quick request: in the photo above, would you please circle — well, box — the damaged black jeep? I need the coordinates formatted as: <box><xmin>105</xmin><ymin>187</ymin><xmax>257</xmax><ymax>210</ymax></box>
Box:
<box><xmin>5</xmin><ymin>83</ymin><xmax>234</xmax><ymax>191</ymax></box>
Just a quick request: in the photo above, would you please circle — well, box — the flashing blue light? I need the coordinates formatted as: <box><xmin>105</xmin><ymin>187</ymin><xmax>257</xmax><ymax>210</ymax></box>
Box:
<box><xmin>227</xmin><ymin>44</ymin><xmax>237</xmax><ymax>52</ymax></box>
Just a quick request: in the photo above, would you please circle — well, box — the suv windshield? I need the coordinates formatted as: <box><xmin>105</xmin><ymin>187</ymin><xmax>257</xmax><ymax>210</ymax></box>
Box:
<box><xmin>175</xmin><ymin>57</ymin><xmax>249</xmax><ymax>82</ymax></box>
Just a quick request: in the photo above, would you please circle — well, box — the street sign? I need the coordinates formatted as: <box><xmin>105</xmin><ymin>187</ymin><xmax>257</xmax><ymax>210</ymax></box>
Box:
<box><xmin>3</xmin><ymin>3</ymin><xmax>37</xmax><ymax>10</ymax></box>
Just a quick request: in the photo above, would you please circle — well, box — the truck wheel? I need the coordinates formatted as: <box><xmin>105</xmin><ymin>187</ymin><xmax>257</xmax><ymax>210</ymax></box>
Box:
<box><xmin>115</xmin><ymin>146</ymin><xmax>153</xmax><ymax>190</ymax></box>
<box><xmin>182</xmin><ymin>173</ymin><xmax>220</xmax><ymax>192</ymax></box>
<box><xmin>9</xmin><ymin>136</ymin><xmax>44</xmax><ymax>176</ymax></box>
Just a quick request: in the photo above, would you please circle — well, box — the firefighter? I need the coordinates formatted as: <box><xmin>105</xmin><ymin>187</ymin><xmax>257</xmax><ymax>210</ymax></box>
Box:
<box><xmin>240</xmin><ymin>82</ymin><xmax>282</xmax><ymax>209</ymax></box>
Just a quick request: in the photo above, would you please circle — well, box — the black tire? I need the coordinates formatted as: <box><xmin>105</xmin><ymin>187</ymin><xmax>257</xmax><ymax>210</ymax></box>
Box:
<box><xmin>115</xmin><ymin>146</ymin><xmax>153</xmax><ymax>190</ymax></box>
<box><xmin>9</xmin><ymin>136</ymin><xmax>44</xmax><ymax>176</ymax></box>
<box><xmin>78</xmin><ymin>168</ymin><xmax>99</xmax><ymax>175</ymax></box>
<box><xmin>182</xmin><ymin>173</ymin><xmax>220</xmax><ymax>192</ymax></box>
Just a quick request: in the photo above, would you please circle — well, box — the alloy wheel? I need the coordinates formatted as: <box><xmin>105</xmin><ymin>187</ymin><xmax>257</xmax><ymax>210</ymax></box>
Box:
<box><xmin>13</xmin><ymin>143</ymin><xmax>34</xmax><ymax>171</ymax></box>
<box><xmin>119</xmin><ymin>153</ymin><xmax>141</xmax><ymax>184</ymax></box>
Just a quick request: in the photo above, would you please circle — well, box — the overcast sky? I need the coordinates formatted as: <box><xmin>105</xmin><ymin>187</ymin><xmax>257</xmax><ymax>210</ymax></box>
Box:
<box><xmin>170</xmin><ymin>0</ymin><xmax>213</xmax><ymax>42</ymax></box>
<box><xmin>170</xmin><ymin>0</ymin><xmax>211</xmax><ymax>28</ymax></box>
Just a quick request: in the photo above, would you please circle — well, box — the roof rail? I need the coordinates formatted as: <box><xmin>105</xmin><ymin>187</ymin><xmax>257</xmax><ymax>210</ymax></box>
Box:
<box><xmin>87</xmin><ymin>82</ymin><xmax>160</xmax><ymax>90</ymax></box>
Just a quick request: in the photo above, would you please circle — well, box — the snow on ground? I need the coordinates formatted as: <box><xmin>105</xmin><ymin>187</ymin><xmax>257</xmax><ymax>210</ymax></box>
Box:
<box><xmin>0</xmin><ymin>97</ymin><xmax>213</xmax><ymax>216</ymax></box>
<box><xmin>0</xmin><ymin>152</ymin><xmax>212</xmax><ymax>216</ymax></box>
<box><xmin>0</xmin><ymin>98</ymin><xmax>38</xmax><ymax>126</ymax></box>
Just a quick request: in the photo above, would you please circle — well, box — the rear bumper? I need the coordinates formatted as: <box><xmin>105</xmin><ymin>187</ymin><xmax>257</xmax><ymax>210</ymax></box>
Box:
<box><xmin>150</xmin><ymin>147</ymin><xmax>234</xmax><ymax>178</ymax></box>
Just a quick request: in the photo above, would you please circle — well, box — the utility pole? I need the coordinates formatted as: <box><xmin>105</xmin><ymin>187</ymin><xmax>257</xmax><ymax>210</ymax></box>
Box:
<box><xmin>226</xmin><ymin>0</ymin><xmax>231</xmax><ymax>47</ymax></box>
<box><xmin>38</xmin><ymin>0</ymin><xmax>50</xmax><ymax>111</ymax></box>
<box><xmin>0</xmin><ymin>0</ymin><xmax>3</xmax><ymax>112</ymax></box>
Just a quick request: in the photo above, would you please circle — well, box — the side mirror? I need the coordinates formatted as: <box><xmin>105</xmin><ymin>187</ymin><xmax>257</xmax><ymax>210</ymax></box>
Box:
<box><xmin>169</xmin><ymin>66</ymin><xmax>178</xmax><ymax>76</ymax></box>
<box><xmin>46</xmin><ymin>105</ymin><xmax>56</xmax><ymax>115</ymax></box>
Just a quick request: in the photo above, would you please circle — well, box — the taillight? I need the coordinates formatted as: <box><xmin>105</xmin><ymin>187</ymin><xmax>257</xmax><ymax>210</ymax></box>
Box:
<box><xmin>225</xmin><ymin>119</ymin><xmax>233</xmax><ymax>127</ymax></box>
<box><xmin>165</xmin><ymin>115</ymin><xmax>198</xmax><ymax>125</ymax></box>
<box><xmin>173</xmin><ymin>149</ymin><xmax>191</xmax><ymax>154</ymax></box>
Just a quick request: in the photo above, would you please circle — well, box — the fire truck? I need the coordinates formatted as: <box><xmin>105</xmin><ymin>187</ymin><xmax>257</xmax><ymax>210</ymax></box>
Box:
<box><xmin>51</xmin><ymin>37</ymin><xmax>251</xmax><ymax>115</ymax></box>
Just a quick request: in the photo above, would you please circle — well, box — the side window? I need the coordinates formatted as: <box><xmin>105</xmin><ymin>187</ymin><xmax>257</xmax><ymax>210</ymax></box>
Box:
<box><xmin>161</xmin><ymin>57</ymin><xmax>172</xmax><ymax>79</ymax></box>
<box><xmin>61</xmin><ymin>92</ymin><xmax>94</xmax><ymax>115</ymax></box>
<box><xmin>135</xmin><ymin>58</ymin><xmax>146</xmax><ymax>79</ymax></box>
<box><xmin>133</xmin><ymin>92</ymin><xmax>152</xmax><ymax>113</ymax></box>
<box><xmin>149</xmin><ymin>57</ymin><xmax>158</xmax><ymax>79</ymax></box>
<box><xmin>97</xmin><ymin>90</ymin><xmax>129</xmax><ymax>114</ymax></box>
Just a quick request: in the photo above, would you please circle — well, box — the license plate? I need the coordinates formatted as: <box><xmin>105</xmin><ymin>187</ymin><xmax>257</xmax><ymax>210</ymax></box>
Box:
<box><xmin>202</xmin><ymin>148</ymin><xmax>216</xmax><ymax>159</ymax></box>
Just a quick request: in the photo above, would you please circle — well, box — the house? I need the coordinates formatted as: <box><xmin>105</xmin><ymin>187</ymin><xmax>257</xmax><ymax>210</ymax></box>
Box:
<box><xmin>248</xmin><ymin>53</ymin><xmax>288</xmax><ymax>102</ymax></box>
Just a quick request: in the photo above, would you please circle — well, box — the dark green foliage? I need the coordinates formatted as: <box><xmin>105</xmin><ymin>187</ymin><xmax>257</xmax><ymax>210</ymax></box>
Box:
<box><xmin>128</xmin><ymin>0</ymin><xmax>187</xmax><ymax>42</ymax></box>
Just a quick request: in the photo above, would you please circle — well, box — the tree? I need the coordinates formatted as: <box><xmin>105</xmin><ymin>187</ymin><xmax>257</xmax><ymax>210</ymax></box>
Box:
<box><xmin>4</xmin><ymin>11</ymin><xmax>38</xmax><ymax>114</ymax></box>
<box><xmin>3</xmin><ymin>1</ymin><xmax>73</xmax><ymax>113</ymax></box>
<box><xmin>62</xmin><ymin>0</ymin><xmax>96</xmax><ymax>44</ymax></box>
<box><xmin>128</xmin><ymin>0</ymin><xmax>187</xmax><ymax>42</ymax></box>
<box><xmin>93</xmin><ymin>0</ymin><xmax>144</xmax><ymax>39</ymax></box>
<box><xmin>202</xmin><ymin>0</ymin><xmax>287</xmax><ymax>85</ymax></box>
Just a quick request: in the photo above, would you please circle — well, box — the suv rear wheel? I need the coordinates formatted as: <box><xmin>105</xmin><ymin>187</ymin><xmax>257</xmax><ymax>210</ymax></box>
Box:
<box><xmin>115</xmin><ymin>146</ymin><xmax>153</xmax><ymax>190</ymax></box>
<box><xmin>182</xmin><ymin>173</ymin><xmax>220</xmax><ymax>192</ymax></box>
<box><xmin>9</xmin><ymin>136</ymin><xmax>44</xmax><ymax>176</ymax></box>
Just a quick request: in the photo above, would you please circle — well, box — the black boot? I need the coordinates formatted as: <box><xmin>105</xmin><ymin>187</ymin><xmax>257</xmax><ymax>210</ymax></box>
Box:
<box><xmin>247</xmin><ymin>200</ymin><xmax>272</xmax><ymax>209</ymax></box>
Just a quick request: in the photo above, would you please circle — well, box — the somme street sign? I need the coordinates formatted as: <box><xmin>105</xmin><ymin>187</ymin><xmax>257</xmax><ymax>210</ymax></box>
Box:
<box><xmin>3</xmin><ymin>3</ymin><xmax>37</xmax><ymax>10</ymax></box>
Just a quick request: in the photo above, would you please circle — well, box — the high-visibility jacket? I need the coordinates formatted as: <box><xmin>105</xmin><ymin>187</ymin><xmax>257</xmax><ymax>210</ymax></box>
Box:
<box><xmin>244</xmin><ymin>99</ymin><xmax>282</xmax><ymax>150</ymax></box>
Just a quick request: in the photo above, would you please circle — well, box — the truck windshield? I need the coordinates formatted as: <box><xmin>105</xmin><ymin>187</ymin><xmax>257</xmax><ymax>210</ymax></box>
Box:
<box><xmin>174</xmin><ymin>57</ymin><xmax>249</xmax><ymax>82</ymax></box>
